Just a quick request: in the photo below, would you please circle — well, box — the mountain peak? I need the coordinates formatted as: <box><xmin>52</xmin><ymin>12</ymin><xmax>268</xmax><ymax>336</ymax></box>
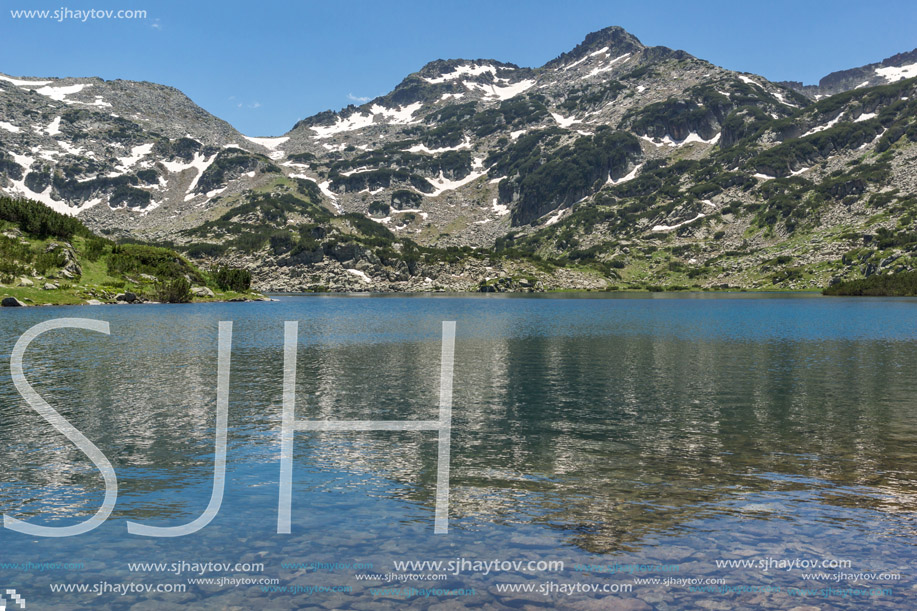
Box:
<box><xmin>544</xmin><ymin>26</ymin><xmax>645</xmax><ymax>69</ymax></box>
<box><xmin>580</xmin><ymin>25</ymin><xmax>644</xmax><ymax>50</ymax></box>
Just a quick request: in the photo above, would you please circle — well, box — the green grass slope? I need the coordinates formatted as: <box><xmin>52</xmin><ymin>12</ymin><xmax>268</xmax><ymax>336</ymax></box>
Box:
<box><xmin>0</xmin><ymin>196</ymin><xmax>260</xmax><ymax>306</ymax></box>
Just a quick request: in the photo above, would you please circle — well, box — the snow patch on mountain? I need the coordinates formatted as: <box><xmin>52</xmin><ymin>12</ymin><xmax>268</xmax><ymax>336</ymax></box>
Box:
<box><xmin>310</xmin><ymin>103</ymin><xmax>422</xmax><ymax>138</ymax></box>
<box><xmin>57</xmin><ymin>140</ymin><xmax>88</xmax><ymax>156</ymax></box>
<box><xmin>652</xmin><ymin>213</ymin><xmax>705</xmax><ymax>232</ymax></box>
<box><xmin>370</xmin><ymin>102</ymin><xmax>423</xmax><ymax>123</ymax></box>
<box><xmin>6</xmin><ymin>173</ymin><xmax>101</xmax><ymax>217</ymax></box>
<box><xmin>291</xmin><ymin>173</ymin><xmax>340</xmax><ymax>209</ymax></box>
<box><xmin>45</xmin><ymin>116</ymin><xmax>62</xmax><ymax>136</ymax></box>
<box><xmin>245</xmin><ymin>135</ymin><xmax>290</xmax><ymax>149</ymax></box>
<box><xmin>81</xmin><ymin>96</ymin><xmax>112</xmax><ymax>108</ymax></box>
<box><xmin>802</xmin><ymin>114</ymin><xmax>842</xmax><ymax>137</ymax></box>
<box><xmin>158</xmin><ymin>151</ymin><xmax>217</xmax><ymax>201</ymax></box>
<box><xmin>118</xmin><ymin>143</ymin><xmax>154</xmax><ymax>169</ymax></box>
<box><xmin>346</xmin><ymin>268</ymin><xmax>372</xmax><ymax>282</ymax></box>
<box><xmin>491</xmin><ymin>198</ymin><xmax>510</xmax><ymax>216</ymax></box>
<box><xmin>640</xmin><ymin>132</ymin><xmax>720</xmax><ymax>147</ymax></box>
<box><xmin>464</xmin><ymin>79</ymin><xmax>535</xmax><ymax>101</ymax></box>
<box><xmin>562</xmin><ymin>55</ymin><xmax>590</xmax><ymax>72</ymax></box>
<box><xmin>544</xmin><ymin>209</ymin><xmax>567</xmax><ymax>226</ymax></box>
<box><xmin>550</xmin><ymin>112</ymin><xmax>581</xmax><ymax>128</ymax></box>
<box><xmin>875</xmin><ymin>62</ymin><xmax>917</xmax><ymax>82</ymax></box>
<box><xmin>35</xmin><ymin>83</ymin><xmax>89</xmax><ymax>101</ymax></box>
<box><xmin>423</xmin><ymin>64</ymin><xmax>499</xmax><ymax>84</ymax></box>
<box><xmin>10</xmin><ymin>152</ymin><xmax>33</xmax><ymax>169</ymax></box>
<box><xmin>406</xmin><ymin>137</ymin><xmax>471</xmax><ymax>154</ymax></box>
<box><xmin>584</xmin><ymin>53</ymin><xmax>631</xmax><ymax>78</ymax></box>
<box><xmin>423</xmin><ymin>166</ymin><xmax>487</xmax><ymax>197</ymax></box>
<box><xmin>311</xmin><ymin>113</ymin><xmax>375</xmax><ymax>138</ymax></box>
<box><xmin>607</xmin><ymin>163</ymin><xmax>643</xmax><ymax>185</ymax></box>
<box><xmin>771</xmin><ymin>90</ymin><xmax>797</xmax><ymax>107</ymax></box>
<box><xmin>0</xmin><ymin>74</ymin><xmax>53</xmax><ymax>87</ymax></box>
<box><xmin>0</xmin><ymin>121</ymin><xmax>20</xmax><ymax>133</ymax></box>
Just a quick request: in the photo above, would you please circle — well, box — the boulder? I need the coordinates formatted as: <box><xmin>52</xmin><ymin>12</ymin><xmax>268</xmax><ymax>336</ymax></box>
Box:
<box><xmin>191</xmin><ymin>286</ymin><xmax>215</xmax><ymax>298</ymax></box>
<box><xmin>18</xmin><ymin>277</ymin><xmax>33</xmax><ymax>287</ymax></box>
<box><xmin>62</xmin><ymin>261</ymin><xmax>82</xmax><ymax>277</ymax></box>
<box><xmin>43</xmin><ymin>282</ymin><xmax>59</xmax><ymax>290</ymax></box>
<box><xmin>1</xmin><ymin>296</ymin><xmax>25</xmax><ymax>307</ymax></box>
<box><xmin>327</xmin><ymin>242</ymin><xmax>365</xmax><ymax>263</ymax></box>
<box><xmin>116</xmin><ymin>292</ymin><xmax>138</xmax><ymax>303</ymax></box>
<box><xmin>281</xmin><ymin>246</ymin><xmax>323</xmax><ymax>265</ymax></box>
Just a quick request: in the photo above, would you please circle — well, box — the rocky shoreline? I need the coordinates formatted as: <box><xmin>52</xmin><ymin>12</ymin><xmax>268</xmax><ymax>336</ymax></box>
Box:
<box><xmin>0</xmin><ymin>294</ymin><xmax>275</xmax><ymax>307</ymax></box>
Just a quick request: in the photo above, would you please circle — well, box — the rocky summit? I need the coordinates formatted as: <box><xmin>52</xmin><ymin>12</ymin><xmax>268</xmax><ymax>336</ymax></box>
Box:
<box><xmin>2</xmin><ymin>26</ymin><xmax>917</xmax><ymax>293</ymax></box>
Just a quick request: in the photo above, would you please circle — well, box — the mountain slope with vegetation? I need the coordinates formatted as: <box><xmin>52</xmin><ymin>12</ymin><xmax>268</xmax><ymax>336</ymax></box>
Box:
<box><xmin>0</xmin><ymin>196</ymin><xmax>260</xmax><ymax>305</ymax></box>
<box><xmin>1</xmin><ymin>27</ymin><xmax>917</xmax><ymax>293</ymax></box>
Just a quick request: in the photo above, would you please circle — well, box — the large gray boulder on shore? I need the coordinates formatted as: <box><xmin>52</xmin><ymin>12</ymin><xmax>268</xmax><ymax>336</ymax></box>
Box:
<box><xmin>191</xmin><ymin>286</ymin><xmax>215</xmax><ymax>297</ymax></box>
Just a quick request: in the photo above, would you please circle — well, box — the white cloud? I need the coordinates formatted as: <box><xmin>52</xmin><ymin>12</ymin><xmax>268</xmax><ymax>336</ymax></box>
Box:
<box><xmin>231</xmin><ymin>97</ymin><xmax>261</xmax><ymax>110</ymax></box>
<box><xmin>151</xmin><ymin>18</ymin><xmax>161</xmax><ymax>30</ymax></box>
<box><xmin>347</xmin><ymin>93</ymin><xmax>371</xmax><ymax>103</ymax></box>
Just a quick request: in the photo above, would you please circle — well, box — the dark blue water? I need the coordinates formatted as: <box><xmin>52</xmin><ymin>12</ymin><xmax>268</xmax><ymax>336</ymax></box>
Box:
<box><xmin>1</xmin><ymin>293</ymin><xmax>916</xmax><ymax>609</ymax></box>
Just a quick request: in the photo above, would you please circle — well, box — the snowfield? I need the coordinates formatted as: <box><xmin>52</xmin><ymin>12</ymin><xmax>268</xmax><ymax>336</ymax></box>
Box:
<box><xmin>584</xmin><ymin>53</ymin><xmax>631</xmax><ymax>78</ymax></box>
<box><xmin>652</xmin><ymin>213</ymin><xmax>705</xmax><ymax>232</ymax></box>
<box><xmin>117</xmin><ymin>143</ymin><xmax>154</xmax><ymax>169</ymax></box>
<box><xmin>309</xmin><ymin>102</ymin><xmax>422</xmax><ymax>138</ymax></box>
<box><xmin>35</xmin><ymin>83</ymin><xmax>89</xmax><ymax>101</ymax></box>
<box><xmin>875</xmin><ymin>62</ymin><xmax>917</xmax><ymax>82</ymax></box>
<box><xmin>607</xmin><ymin>163</ymin><xmax>643</xmax><ymax>185</ymax></box>
<box><xmin>406</xmin><ymin>137</ymin><xmax>471</xmax><ymax>154</ymax></box>
<box><xmin>640</xmin><ymin>132</ymin><xmax>720</xmax><ymax>147</ymax></box>
<box><xmin>0</xmin><ymin>74</ymin><xmax>53</xmax><ymax>87</ymax></box>
<box><xmin>422</xmin><ymin>167</ymin><xmax>488</xmax><ymax>197</ymax></box>
<box><xmin>424</xmin><ymin>63</ymin><xmax>499</xmax><ymax>84</ymax></box>
<box><xmin>463</xmin><ymin>79</ymin><xmax>535</xmax><ymax>101</ymax></box>
<box><xmin>802</xmin><ymin>114</ymin><xmax>842</xmax><ymax>137</ymax></box>
<box><xmin>244</xmin><ymin>136</ymin><xmax>290</xmax><ymax>149</ymax></box>
<box><xmin>44</xmin><ymin>116</ymin><xmax>62</xmax><ymax>136</ymax></box>
<box><xmin>550</xmin><ymin>112</ymin><xmax>581</xmax><ymax>128</ymax></box>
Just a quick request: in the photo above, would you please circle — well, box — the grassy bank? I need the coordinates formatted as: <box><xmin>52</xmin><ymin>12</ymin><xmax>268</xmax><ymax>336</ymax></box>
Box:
<box><xmin>1</xmin><ymin>197</ymin><xmax>260</xmax><ymax>306</ymax></box>
<box><xmin>823</xmin><ymin>271</ymin><xmax>917</xmax><ymax>296</ymax></box>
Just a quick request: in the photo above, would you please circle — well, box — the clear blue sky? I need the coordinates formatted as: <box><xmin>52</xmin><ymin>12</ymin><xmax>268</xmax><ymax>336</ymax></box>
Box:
<box><xmin>2</xmin><ymin>0</ymin><xmax>915</xmax><ymax>136</ymax></box>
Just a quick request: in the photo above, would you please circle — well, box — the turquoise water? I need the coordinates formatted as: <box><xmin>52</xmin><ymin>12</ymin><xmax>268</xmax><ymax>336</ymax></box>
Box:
<box><xmin>1</xmin><ymin>293</ymin><xmax>916</xmax><ymax>609</ymax></box>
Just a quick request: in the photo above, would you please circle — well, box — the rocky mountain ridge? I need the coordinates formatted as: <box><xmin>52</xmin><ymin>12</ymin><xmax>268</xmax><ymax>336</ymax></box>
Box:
<box><xmin>1</xmin><ymin>26</ymin><xmax>916</xmax><ymax>293</ymax></box>
<box><xmin>780</xmin><ymin>48</ymin><xmax>917</xmax><ymax>98</ymax></box>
